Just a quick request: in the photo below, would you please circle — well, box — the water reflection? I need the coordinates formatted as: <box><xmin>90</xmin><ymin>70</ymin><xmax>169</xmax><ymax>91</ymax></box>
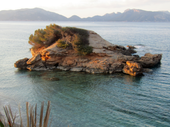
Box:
<box><xmin>15</xmin><ymin>69</ymin><xmax>144</xmax><ymax>89</ymax></box>
<box><xmin>123</xmin><ymin>75</ymin><xmax>142</xmax><ymax>86</ymax></box>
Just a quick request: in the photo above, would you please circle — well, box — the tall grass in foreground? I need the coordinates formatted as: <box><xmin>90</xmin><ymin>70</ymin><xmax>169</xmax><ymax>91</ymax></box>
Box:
<box><xmin>0</xmin><ymin>101</ymin><xmax>51</xmax><ymax>127</ymax></box>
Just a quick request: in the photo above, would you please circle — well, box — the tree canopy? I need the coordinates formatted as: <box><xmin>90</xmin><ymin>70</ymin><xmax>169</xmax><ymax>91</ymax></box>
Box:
<box><xmin>28</xmin><ymin>24</ymin><xmax>93</xmax><ymax>55</ymax></box>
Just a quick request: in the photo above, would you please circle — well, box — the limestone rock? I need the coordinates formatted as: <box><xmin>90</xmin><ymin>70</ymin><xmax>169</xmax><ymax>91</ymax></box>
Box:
<box><xmin>76</xmin><ymin>58</ymin><xmax>90</xmax><ymax>63</ymax></box>
<box><xmin>42</xmin><ymin>43</ymin><xmax>67</xmax><ymax>56</ymax></box>
<box><xmin>14</xmin><ymin>58</ymin><xmax>29</xmax><ymax>69</ymax></box>
<box><xmin>109</xmin><ymin>62</ymin><xmax>124</xmax><ymax>73</ymax></box>
<box><xmin>88</xmin><ymin>30</ymin><xmax>115</xmax><ymax>54</ymax></box>
<box><xmin>70</xmin><ymin>67</ymin><xmax>83</xmax><ymax>72</ymax></box>
<box><xmin>123</xmin><ymin>61</ymin><xmax>143</xmax><ymax>76</ymax></box>
<box><xmin>30</xmin><ymin>47</ymin><xmax>45</xmax><ymax>56</ymax></box>
<box><xmin>61</xmin><ymin>58</ymin><xmax>76</xmax><ymax>67</ymax></box>
<box><xmin>85</xmin><ymin>68</ymin><xmax>106</xmax><ymax>74</ymax></box>
<box><xmin>27</xmin><ymin>53</ymin><xmax>41</xmax><ymax>65</ymax></box>
<box><xmin>27</xmin><ymin>60</ymin><xmax>46</xmax><ymax>71</ymax></box>
<box><xmin>57</xmin><ymin>66</ymin><xmax>70</xmax><ymax>71</ymax></box>
<box><xmin>88</xmin><ymin>31</ymin><xmax>114</xmax><ymax>49</ymax></box>
<box><xmin>85</xmin><ymin>58</ymin><xmax>109</xmax><ymax>73</ymax></box>
<box><xmin>117</xmin><ymin>55</ymin><xmax>137</xmax><ymax>62</ymax></box>
<box><xmin>138</xmin><ymin>53</ymin><xmax>162</xmax><ymax>68</ymax></box>
<box><xmin>45</xmin><ymin>57</ymin><xmax>62</xmax><ymax>66</ymax></box>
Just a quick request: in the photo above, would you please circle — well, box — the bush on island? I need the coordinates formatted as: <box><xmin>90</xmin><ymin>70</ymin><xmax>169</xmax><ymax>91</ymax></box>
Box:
<box><xmin>28</xmin><ymin>24</ymin><xmax>93</xmax><ymax>55</ymax></box>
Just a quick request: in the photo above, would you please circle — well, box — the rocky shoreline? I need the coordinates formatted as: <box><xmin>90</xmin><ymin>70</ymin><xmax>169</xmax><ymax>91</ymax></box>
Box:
<box><xmin>14</xmin><ymin>30</ymin><xmax>162</xmax><ymax>76</ymax></box>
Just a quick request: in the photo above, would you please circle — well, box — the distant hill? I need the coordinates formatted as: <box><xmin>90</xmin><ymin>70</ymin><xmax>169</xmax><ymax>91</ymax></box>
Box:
<box><xmin>68</xmin><ymin>15</ymin><xmax>82</xmax><ymax>21</ymax></box>
<box><xmin>0</xmin><ymin>8</ymin><xmax>67</xmax><ymax>21</ymax></box>
<box><xmin>0</xmin><ymin>8</ymin><xmax>170</xmax><ymax>22</ymax></box>
<box><xmin>83</xmin><ymin>9</ymin><xmax>170</xmax><ymax>22</ymax></box>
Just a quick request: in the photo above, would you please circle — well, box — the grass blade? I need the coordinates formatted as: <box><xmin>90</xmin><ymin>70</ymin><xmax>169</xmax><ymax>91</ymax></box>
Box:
<box><xmin>35</xmin><ymin>104</ymin><xmax>37</xmax><ymax>127</ymax></box>
<box><xmin>3</xmin><ymin>106</ymin><xmax>12</xmax><ymax>127</ymax></box>
<box><xmin>43</xmin><ymin>101</ymin><xmax>51</xmax><ymax>127</ymax></box>
<box><xmin>8</xmin><ymin>105</ymin><xmax>13</xmax><ymax>122</ymax></box>
<box><xmin>18</xmin><ymin>104</ymin><xmax>23</xmax><ymax>127</ymax></box>
<box><xmin>0</xmin><ymin>119</ymin><xmax>4</xmax><ymax>127</ymax></box>
<box><xmin>39</xmin><ymin>102</ymin><xmax>44</xmax><ymax>127</ymax></box>
<box><xmin>1</xmin><ymin>101</ymin><xmax>52</xmax><ymax>127</ymax></box>
<box><xmin>26</xmin><ymin>102</ymin><xmax>29</xmax><ymax>127</ymax></box>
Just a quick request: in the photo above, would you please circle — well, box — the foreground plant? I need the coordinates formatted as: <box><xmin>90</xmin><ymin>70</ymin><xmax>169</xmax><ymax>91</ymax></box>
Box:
<box><xmin>0</xmin><ymin>101</ymin><xmax>51</xmax><ymax>127</ymax></box>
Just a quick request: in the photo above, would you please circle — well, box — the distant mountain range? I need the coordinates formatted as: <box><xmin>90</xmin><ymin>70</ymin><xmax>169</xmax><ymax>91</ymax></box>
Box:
<box><xmin>0</xmin><ymin>8</ymin><xmax>170</xmax><ymax>22</ymax></box>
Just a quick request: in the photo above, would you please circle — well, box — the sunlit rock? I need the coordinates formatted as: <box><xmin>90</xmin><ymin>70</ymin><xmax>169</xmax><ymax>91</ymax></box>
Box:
<box><xmin>123</xmin><ymin>61</ymin><xmax>143</xmax><ymax>76</ymax></box>
<box><xmin>14</xmin><ymin>27</ymin><xmax>162</xmax><ymax>76</ymax></box>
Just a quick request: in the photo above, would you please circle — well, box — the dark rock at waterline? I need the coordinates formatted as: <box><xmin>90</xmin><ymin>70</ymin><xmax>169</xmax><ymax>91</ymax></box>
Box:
<box><xmin>143</xmin><ymin>68</ymin><xmax>153</xmax><ymax>73</ymax></box>
<box><xmin>14</xmin><ymin>58</ymin><xmax>29</xmax><ymax>69</ymax></box>
<box><xmin>138</xmin><ymin>53</ymin><xmax>162</xmax><ymax>68</ymax></box>
<box><xmin>43</xmin><ymin>77</ymin><xmax>60</xmax><ymax>81</ymax></box>
<box><xmin>127</xmin><ymin>45</ymin><xmax>136</xmax><ymax>49</ymax></box>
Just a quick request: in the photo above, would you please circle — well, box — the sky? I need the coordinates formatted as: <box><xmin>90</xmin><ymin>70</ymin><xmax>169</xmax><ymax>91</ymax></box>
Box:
<box><xmin>1</xmin><ymin>0</ymin><xmax>170</xmax><ymax>18</ymax></box>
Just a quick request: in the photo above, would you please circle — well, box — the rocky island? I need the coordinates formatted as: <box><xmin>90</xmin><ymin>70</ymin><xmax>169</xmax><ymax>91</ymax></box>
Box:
<box><xmin>14</xmin><ymin>24</ymin><xmax>162</xmax><ymax>76</ymax></box>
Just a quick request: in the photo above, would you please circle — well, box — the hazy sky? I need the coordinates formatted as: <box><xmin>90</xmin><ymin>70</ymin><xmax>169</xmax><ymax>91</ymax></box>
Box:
<box><xmin>1</xmin><ymin>0</ymin><xmax>170</xmax><ymax>18</ymax></box>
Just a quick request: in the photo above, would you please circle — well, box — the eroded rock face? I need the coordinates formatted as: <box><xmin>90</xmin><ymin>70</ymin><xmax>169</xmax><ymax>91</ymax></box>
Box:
<box><xmin>138</xmin><ymin>53</ymin><xmax>162</xmax><ymax>68</ymax></box>
<box><xmin>30</xmin><ymin>47</ymin><xmax>46</xmax><ymax>57</ymax></box>
<box><xmin>123</xmin><ymin>61</ymin><xmax>143</xmax><ymax>76</ymax></box>
<box><xmin>88</xmin><ymin>30</ymin><xmax>114</xmax><ymax>54</ymax></box>
<box><xmin>14</xmin><ymin>30</ymin><xmax>162</xmax><ymax>76</ymax></box>
<box><xmin>27</xmin><ymin>53</ymin><xmax>41</xmax><ymax>65</ymax></box>
<box><xmin>109</xmin><ymin>62</ymin><xmax>125</xmax><ymax>73</ymax></box>
<box><xmin>14</xmin><ymin>58</ymin><xmax>29</xmax><ymax>69</ymax></box>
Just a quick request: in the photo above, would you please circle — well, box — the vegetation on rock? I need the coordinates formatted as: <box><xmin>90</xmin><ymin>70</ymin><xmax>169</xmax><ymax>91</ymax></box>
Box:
<box><xmin>29</xmin><ymin>24</ymin><xmax>62</xmax><ymax>48</ymax></box>
<box><xmin>29</xmin><ymin>24</ymin><xmax>93</xmax><ymax>55</ymax></box>
<box><xmin>56</xmin><ymin>39</ymin><xmax>69</xmax><ymax>49</ymax></box>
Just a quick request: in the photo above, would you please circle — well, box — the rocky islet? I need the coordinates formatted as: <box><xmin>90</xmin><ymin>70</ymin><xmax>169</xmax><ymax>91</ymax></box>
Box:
<box><xmin>14</xmin><ymin>29</ymin><xmax>162</xmax><ymax>76</ymax></box>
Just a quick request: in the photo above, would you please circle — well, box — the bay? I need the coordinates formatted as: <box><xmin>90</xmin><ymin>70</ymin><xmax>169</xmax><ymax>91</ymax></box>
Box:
<box><xmin>0</xmin><ymin>21</ymin><xmax>170</xmax><ymax>127</ymax></box>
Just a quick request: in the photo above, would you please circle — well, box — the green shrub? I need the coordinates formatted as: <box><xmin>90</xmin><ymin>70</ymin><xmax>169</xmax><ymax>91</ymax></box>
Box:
<box><xmin>56</xmin><ymin>40</ymin><xmax>69</xmax><ymax>49</ymax></box>
<box><xmin>62</xmin><ymin>27</ymin><xmax>89</xmax><ymax>37</ymax></box>
<box><xmin>28</xmin><ymin>24</ymin><xmax>92</xmax><ymax>55</ymax></box>
<box><xmin>77</xmin><ymin>45</ymin><xmax>93</xmax><ymax>55</ymax></box>
<box><xmin>71</xmin><ymin>34</ymin><xmax>92</xmax><ymax>55</ymax></box>
<box><xmin>28</xmin><ymin>24</ymin><xmax>62</xmax><ymax>49</ymax></box>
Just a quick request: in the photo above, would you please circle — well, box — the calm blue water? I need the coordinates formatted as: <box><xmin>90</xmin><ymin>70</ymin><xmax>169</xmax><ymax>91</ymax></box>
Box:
<box><xmin>0</xmin><ymin>21</ymin><xmax>170</xmax><ymax>127</ymax></box>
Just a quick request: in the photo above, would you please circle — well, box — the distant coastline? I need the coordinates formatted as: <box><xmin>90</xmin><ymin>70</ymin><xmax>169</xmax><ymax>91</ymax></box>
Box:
<box><xmin>0</xmin><ymin>8</ymin><xmax>170</xmax><ymax>22</ymax></box>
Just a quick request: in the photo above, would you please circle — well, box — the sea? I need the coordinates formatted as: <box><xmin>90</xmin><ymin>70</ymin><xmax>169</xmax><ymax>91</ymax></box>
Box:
<box><xmin>0</xmin><ymin>21</ymin><xmax>170</xmax><ymax>127</ymax></box>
